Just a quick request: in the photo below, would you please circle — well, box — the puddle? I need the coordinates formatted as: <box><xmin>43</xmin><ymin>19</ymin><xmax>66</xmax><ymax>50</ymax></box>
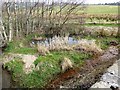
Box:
<box><xmin>31</xmin><ymin>36</ymin><xmax>79</xmax><ymax>47</ymax></box>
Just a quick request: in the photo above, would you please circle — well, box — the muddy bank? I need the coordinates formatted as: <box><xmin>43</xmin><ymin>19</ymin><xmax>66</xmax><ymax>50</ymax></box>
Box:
<box><xmin>0</xmin><ymin>48</ymin><xmax>2</xmax><ymax>55</ymax></box>
<box><xmin>0</xmin><ymin>62</ymin><xmax>12</xmax><ymax>89</ymax></box>
<box><xmin>46</xmin><ymin>46</ymin><xmax>119</xmax><ymax>89</ymax></box>
<box><xmin>2</xmin><ymin>68</ymin><xmax>12</xmax><ymax>88</ymax></box>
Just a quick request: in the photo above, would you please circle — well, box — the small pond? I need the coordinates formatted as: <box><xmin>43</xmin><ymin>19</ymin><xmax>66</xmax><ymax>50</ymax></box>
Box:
<box><xmin>31</xmin><ymin>36</ymin><xmax>79</xmax><ymax>46</ymax></box>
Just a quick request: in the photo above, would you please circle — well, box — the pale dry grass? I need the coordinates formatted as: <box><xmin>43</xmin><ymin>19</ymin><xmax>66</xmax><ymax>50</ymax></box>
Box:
<box><xmin>37</xmin><ymin>36</ymin><xmax>103</xmax><ymax>56</ymax></box>
<box><xmin>73</xmin><ymin>39</ymin><xmax>103</xmax><ymax>55</ymax></box>
<box><xmin>37</xmin><ymin>44</ymin><xmax>50</xmax><ymax>56</ymax></box>
<box><xmin>84</xmin><ymin>26</ymin><xmax>118</xmax><ymax>36</ymax></box>
<box><xmin>61</xmin><ymin>57</ymin><xmax>73</xmax><ymax>72</ymax></box>
<box><xmin>47</xmin><ymin>36</ymin><xmax>73</xmax><ymax>51</ymax></box>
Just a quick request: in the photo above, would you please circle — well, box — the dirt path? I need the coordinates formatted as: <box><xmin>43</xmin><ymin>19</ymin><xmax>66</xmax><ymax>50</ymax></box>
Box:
<box><xmin>46</xmin><ymin>46</ymin><xmax>119</xmax><ymax>89</ymax></box>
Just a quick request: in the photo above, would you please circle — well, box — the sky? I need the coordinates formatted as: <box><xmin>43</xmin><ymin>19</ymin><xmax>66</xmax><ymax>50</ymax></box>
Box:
<box><xmin>85</xmin><ymin>0</ymin><xmax>120</xmax><ymax>4</ymax></box>
<box><xmin>1</xmin><ymin>0</ymin><xmax>120</xmax><ymax>4</ymax></box>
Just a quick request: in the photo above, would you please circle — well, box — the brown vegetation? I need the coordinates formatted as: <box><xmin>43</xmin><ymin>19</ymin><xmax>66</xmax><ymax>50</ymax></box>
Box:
<box><xmin>37</xmin><ymin>44</ymin><xmax>50</xmax><ymax>56</ymax></box>
<box><xmin>73</xmin><ymin>39</ymin><xmax>103</xmax><ymax>55</ymax></box>
<box><xmin>61</xmin><ymin>57</ymin><xmax>73</xmax><ymax>72</ymax></box>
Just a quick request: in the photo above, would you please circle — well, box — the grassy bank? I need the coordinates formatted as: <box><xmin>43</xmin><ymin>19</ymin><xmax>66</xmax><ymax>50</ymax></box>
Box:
<box><xmin>3</xmin><ymin>31</ymin><xmax>119</xmax><ymax>88</ymax></box>
<box><xmin>4</xmin><ymin>34</ymin><xmax>119</xmax><ymax>54</ymax></box>
<box><xmin>4</xmin><ymin>50</ymin><xmax>92</xmax><ymax>88</ymax></box>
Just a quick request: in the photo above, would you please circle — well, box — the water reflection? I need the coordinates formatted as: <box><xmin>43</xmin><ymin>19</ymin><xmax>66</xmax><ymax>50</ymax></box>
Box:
<box><xmin>32</xmin><ymin>36</ymin><xmax>79</xmax><ymax>47</ymax></box>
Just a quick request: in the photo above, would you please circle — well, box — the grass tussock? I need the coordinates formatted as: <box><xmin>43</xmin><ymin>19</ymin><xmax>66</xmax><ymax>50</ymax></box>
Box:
<box><xmin>73</xmin><ymin>39</ymin><xmax>103</xmax><ymax>55</ymax></box>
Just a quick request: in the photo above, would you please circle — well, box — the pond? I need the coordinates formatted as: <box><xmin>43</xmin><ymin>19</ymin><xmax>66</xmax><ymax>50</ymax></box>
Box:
<box><xmin>31</xmin><ymin>36</ymin><xmax>79</xmax><ymax>47</ymax></box>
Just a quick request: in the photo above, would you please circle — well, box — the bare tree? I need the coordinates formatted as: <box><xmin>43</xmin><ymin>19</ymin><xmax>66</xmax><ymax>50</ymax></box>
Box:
<box><xmin>1</xmin><ymin>0</ymin><xmax>85</xmax><ymax>43</ymax></box>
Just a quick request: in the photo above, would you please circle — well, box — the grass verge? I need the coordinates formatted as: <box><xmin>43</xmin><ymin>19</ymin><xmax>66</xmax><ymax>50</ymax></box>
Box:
<box><xmin>4</xmin><ymin>50</ymin><xmax>92</xmax><ymax>88</ymax></box>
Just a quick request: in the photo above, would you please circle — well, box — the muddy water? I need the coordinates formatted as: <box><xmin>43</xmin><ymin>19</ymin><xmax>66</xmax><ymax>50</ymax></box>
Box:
<box><xmin>1</xmin><ymin>62</ymin><xmax>12</xmax><ymax>89</ymax></box>
<box><xmin>2</xmin><ymin>69</ymin><xmax>12</xmax><ymax>88</ymax></box>
<box><xmin>1</xmin><ymin>63</ymin><xmax>13</xmax><ymax>89</ymax></box>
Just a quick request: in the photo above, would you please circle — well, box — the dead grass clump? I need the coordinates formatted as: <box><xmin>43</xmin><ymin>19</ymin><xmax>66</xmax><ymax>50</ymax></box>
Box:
<box><xmin>73</xmin><ymin>39</ymin><xmax>103</xmax><ymax>55</ymax></box>
<box><xmin>37</xmin><ymin>44</ymin><xmax>50</xmax><ymax>56</ymax></box>
<box><xmin>85</xmin><ymin>26</ymin><xmax>118</xmax><ymax>36</ymax></box>
<box><xmin>48</xmin><ymin>36</ymin><xmax>73</xmax><ymax>51</ymax></box>
<box><xmin>61</xmin><ymin>57</ymin><xmax>73</xmax><ymax>72</ymax></box>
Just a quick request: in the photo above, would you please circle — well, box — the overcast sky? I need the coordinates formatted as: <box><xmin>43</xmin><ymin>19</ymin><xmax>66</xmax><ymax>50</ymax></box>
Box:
<box><xmin>1</xmin><ymin>0</ymin><xmax>120</xmax><ymax>4</ymax></box>
<box><xmin>85</xmin><ymin>0</ymin><xmax>120</xmax><ymax>4</ymax></box>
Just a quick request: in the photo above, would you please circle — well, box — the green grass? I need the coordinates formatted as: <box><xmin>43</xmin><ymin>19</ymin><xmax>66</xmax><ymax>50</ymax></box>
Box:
<box><xmin>86</xmin><ymin>5</ymin><xmax>118</xmax><ymax>14</ymax></box>
<box><xmin>26</xmin><ymin>34</ymin><xmax>46</xmax><ymax>41</ymax></box>
<box><xmin>54</xmin><ymin>5</ymin><xmax>118</xmax><ymax>15</ymax></box>
<box><xmin>51</xmin><ymin>5</ymin><xmax>118</xmax><ymax>15</ymax></box>
<box><xmin>4</xmin><ymin>58</ymin><xmax>24</xmax><ymax>87</ymax></box>
<box><xmin>3</xmin><ymin>32</ymin><xmax>119</xmax><ymax>88</ymax></box>
<box><xmin>32</xmin><ymin>51</ymin><xmax>92</xmax><ymax>87</ymax></box>
<box><xmin>31</xmin><ymin>5</ymin><xmax>118</xmax><ymax>15</ymax></box>
<box><xmin>4</xmin><ymin>50</ymin><xmax>92</xmax><ymax>88</ymax></box>
<box><xmin>4</xmin><ymin>41</ymin><xmax>37</xmax><ymax>55</ymax></box>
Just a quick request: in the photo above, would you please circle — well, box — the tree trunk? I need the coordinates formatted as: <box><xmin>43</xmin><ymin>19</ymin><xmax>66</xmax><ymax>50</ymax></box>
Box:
<box><xmin>0</xmin><ymin>2</ymin><xmax>7</xmax><ymax>41</ymax></box>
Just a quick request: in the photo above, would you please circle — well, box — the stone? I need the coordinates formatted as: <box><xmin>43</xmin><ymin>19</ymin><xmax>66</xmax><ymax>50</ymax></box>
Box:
<box><xmin>91</xmin><ymin>81</ymin><xmax>110</xmax><ymax>88</ymax></box>
<box><xmin>91</xmin><ymin>60</ymin><xmax>120</xmax><ymax>89</ymax></box>
<box><xmin>22</xmin><ymin>55</ymin><xmax>37</xmax><ymax>74</ymax></box>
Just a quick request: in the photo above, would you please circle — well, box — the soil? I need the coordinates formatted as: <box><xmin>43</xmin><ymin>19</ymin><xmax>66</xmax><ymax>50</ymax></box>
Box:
<box><xmin>1</xmin><ymin>46</ymin><xmax>119</xmax><ymax>89</ymax></box>
<box><xmin>45</xmin><ymin>46</ymin><xmax>119</xmax><ymax>89</ymax></box>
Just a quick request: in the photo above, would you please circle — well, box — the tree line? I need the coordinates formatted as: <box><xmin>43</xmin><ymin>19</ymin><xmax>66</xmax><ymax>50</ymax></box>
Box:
<box><xmin>0</xmin><ymin>0</ymin><xmax>85</xmax><ymax>47</ymax></box>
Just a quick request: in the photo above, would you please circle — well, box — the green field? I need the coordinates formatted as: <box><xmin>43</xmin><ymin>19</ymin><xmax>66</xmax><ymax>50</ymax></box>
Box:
<box><xmin>86</xmin><ymin>5</ymin><xmax>118</xmax><ymax>14</ymax></box>
<box><xmin>31</xmin><ymin>5</ymin><xmax>118</xmax><ymax>15</ymax></box>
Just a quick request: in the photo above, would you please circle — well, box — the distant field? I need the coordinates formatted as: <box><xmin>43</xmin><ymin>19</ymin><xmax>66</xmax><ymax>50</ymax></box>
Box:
<box><xmin>85</xmin><ymin>5</ymin><xmax>118</xmax><ymax>14</ymax></box>
<box><xmin>31</xmin><ymin>5</ymin><xmax>118</xmax><ymax>15</ymax></box>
